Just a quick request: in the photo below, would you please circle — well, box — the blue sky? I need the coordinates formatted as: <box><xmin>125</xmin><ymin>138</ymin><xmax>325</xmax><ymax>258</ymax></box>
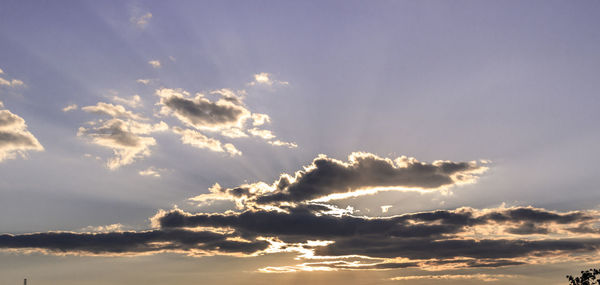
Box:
<box><xmin>1</xmin><ymin>1</ymin><xmax>600</xmax><ymax>284</ymax></box>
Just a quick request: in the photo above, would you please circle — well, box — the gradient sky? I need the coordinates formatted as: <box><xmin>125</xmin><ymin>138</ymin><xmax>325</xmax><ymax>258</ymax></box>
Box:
<box><xmin>1</xmin><ymin>1</ymin><xmax>600</xmax><ymax>284</ymax></box>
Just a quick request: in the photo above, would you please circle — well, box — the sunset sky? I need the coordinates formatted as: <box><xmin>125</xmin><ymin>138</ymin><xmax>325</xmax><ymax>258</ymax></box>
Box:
<box><xmin>1</xmin><ymin>1</ymin><xmax>600</xmax><ymax>284</ymax></box>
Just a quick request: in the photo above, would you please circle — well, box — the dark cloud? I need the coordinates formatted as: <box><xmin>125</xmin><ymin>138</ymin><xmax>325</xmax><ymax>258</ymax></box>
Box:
<box><xmin>158</xmin><ymin>208</ymin><xmax>469</xmax><ymax>240</ymax></box>
<box><xmin>315</xmin><ymin>236</ymin><xmax>600</xmax><ymax>260</ymax></box>
<box><xmin>0</xmin><ymin>229</ymin><xmax>268</xmax><ymax>256</ymax></box>
<box><xmin>506</xmin><ymin>222</ymin><xmax>549</xmax><ymax>235</ymax></box>
<box><xmin>482</xmin><ymin>208</ymin><xmax>590</xmax><ymax>224</ymax></box>
<box><xmin>303</xmin><ymin>261</ymin><xmax>420</xmax><ymax>270</ymax></box>
<box><xmin>2</xmin><ymin>204</ymin><xmax>598</xmax><ymax>270</ymax></box>
<box><xmin>156</xmin><ymin>88</ymin><xmax>250</xmax><ymax>130</ymax></box>
<box><xmin>424</xmin><ymin>258</ymin><xmax>527</xmax><ymax>268</ymax></box>
<box><xmin>297</xmin><ymin>258</ymin><xmax>528</xmax><ymax>271</ymax></box>
<box><xmin>158</xmin><ymin>206</ymin><xmax>593</xmax><ymax>239</ymax></box>
<box><xmin>154</xmin><ymin>205</ymin><xmax>599</xmax><ymax>269</ymax></box>
<box><xmin>195</xmin><ymin>153</ymin><xmax>487</xmax><ymax>207</ymax></box>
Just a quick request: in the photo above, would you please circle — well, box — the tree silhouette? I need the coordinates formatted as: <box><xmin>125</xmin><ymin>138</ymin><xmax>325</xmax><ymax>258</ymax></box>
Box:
<box><xmin>567</xmin><ymin>268</ymin><xmax>600</xmax><ymax>285</ymax></box>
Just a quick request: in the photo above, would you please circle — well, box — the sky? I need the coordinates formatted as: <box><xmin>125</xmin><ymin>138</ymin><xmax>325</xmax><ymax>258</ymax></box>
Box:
<box><xmin>1</xmin><ymin>0</ymin><xmax>600</xmax><ymax>284</ymax></box>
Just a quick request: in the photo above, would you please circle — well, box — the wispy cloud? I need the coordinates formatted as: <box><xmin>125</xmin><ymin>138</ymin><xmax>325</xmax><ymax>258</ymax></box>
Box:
<box><xmin>267</xmin><ymin>140</ymin><xmax>297</xmax><ymax>148</ymax></box>
<box><xmin>139</xmin><ymin>166</ymin><xmax>165</xmax><ymax>178</ymax></box>
<box><xmin>248</xmin><ymin>128</ymin><xmax>276</xmax><ymax>140</ymax></box>
<box><xmin>251</xmin><ymin>113</ymin><xmax>271</xmax><ymax>126</ymax></box>
<box><xmin>112</xmin><ymin>94</ymin><xmax>142</xmax><ymax>108</ymax></box>
<box><xmin>136</xmin><ymin>78</ymin><xmax>153</xmax><ymax>85</ymax></box>
<box><xmin>173</xmin><ymin>127</ymin><xmax>241</xmax><ymax>157</ymax></box>
<box><xmin>62</xmin><ymin>104</ymin><xmax>78</xmax><ymax>112</ymax></box>
<box><xmin>0</xmin><ymin>68</ymin><xmax>25</xmax><ymax>88</ymax></box>
<box><xmin>130</xmin><ymin>12</ymin><xmax>152</xmax><ymax>29</ymax></box>
<box><xmin>390</xmin><ymin>274</ymin><xmax>517</xmax><ymax>282</ymax></box>
<box><xmin>248</xmin><ymin>72</ymin><xmax>289</xmax><ymax>86</ymax></box>
<box><xmin>82</xmin><ymin>102</ymin><xmax>145</xmax><ymax>120</ymax></box>
<box><xmin>148</xmin><ymin>60</ymin><xmax>161</xmax><ymax>68</ymax></box>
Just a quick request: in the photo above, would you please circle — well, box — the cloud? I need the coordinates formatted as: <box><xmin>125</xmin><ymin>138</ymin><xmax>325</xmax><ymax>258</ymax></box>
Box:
<box><xmin>390</xmin><ymin>274</ymin><xmax>517</xmax><ymax>282</ymax></box>
<box><xmin>173</xmin><ymin>127</ymin><xmax>241</xmax><ymax>156</ymax></box>
<box><xmin>154</xmin><ymin>82</ymin><xmax>297</xmax><ymax>153</ymax></box>
<box><xmin>154</xmin><ymin>205</ymin><xmax>600</xmax><ymax>272</ymax></box>
<box><xmin>220</xmin><ymin>128</ymin><xmax>248</xmax><ymax>138</ymax></box>
<box><xmin>82</xmin><ymin>102</ymin><xmax>145</xmax><ymax>120</ymax></box>
<box><xmin>248</xmin><ymin>73</ymin><xmax>289</xmax><ymax>86</ymax></box>
<box><xmin>0</xmin><ymin>148</ymin><xmax>600</xmax><ymax>272</ymax></box>
<box><xmin>0</xmin><ymin>69</ymin><xmax>25</xmax><ymax>88</ymax></box>
<box><xmin>210</xmin><ymin>88</ymin><xmax>244</xmax><ymax>105</ymax></box>
<box><xmin>268</xmin><ymin>140</ymin><xmax>297</xmax><ymax>148</ymax></box>
<box><xmin>139</xmin><ymin>167</ymin><xmax>165</xmax><ymax>178</ymax></box>
<box><xmin>0</xmin><ymin>102</ymin><xmax>44</xmax><ymax>162</ymax></box>
<box><xmin>62</xmin><ymin>104</ymin><xmax>78</xmax><ymax>112</ymax></box>
<box><xmin>76</xmin><ymin>75</ymin><xmax>295</xmax><ymax>166</ymax></box>
<box><xmin>80</xmin><ymin>223</ymin><xmax>125</xmax><ymax>233</ymax></box>
<box><xmin>136</xmin><ymin>79</ymin><xmax>153</xmax><ymax>85</ymax></box>
<box><xmin>0</xmin><ymin>229</ymin><xmax>268</xmax><ymax>257</ymax></box>
<box><xmin>251</xmin><ymin>113</ymin><xmax>271</xmax><ymax>126</ymax></box>
<box><xmin>158</xmin><ymin>206</ymin><xmax>594</xmax><ymax>240</ymax></box>
<box><xmin>1</xmin><ymin>147</ymin><xmax>599</xmax><ymax>273</ymax></box>
<box><xmin>131</xmin><ymin>12</ymin><xmax>152</xmax><ymax>28</ymax></box>
<box><xmin>248</xmin><ymin>128</ymin><xmax>275</xmax><ymax>140</ymax></box>
<box><xmin>190</xmin><ymin>152</ymin><xmax>487</xmax><ymax>207</ymax></box>
<box><xmin>112</xmin><ymin>94</ymin><xmax>142</xmax><ymax>108</ymax></box>
<box><xmin>0</xmin><ymin>78</ymin><xmax>24</xmax><ymax>87</ymax></box>
<box><xmin>78</xmin><ymin>119</ymin><xmax>168</xmax><ymax>169</ymax></box>
<box><xmin>2</xmin><ymin>203</ymin><xmax>597</xmax><ymax>268</ymax></box>
<box><xmin>148</xmin><ymin>60</ymin><xmax>161</xmax><ymax>68</ymax></box>
<box><xmin>156</xmin><ymin>88</ymin><xmax>251</xmax><ymax>131</ymax></box>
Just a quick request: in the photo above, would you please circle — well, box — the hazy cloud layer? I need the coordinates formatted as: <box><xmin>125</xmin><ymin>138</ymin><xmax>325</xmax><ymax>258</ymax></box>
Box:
<box><xmin>0</xmin><ymin>102</ymin><xmax>44</xmax><ymax>162</ymax></box>
<box><xmin>191</xmin><ymin>152</ymin><xmax>487</xmax><ymax>207</ymax></box>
